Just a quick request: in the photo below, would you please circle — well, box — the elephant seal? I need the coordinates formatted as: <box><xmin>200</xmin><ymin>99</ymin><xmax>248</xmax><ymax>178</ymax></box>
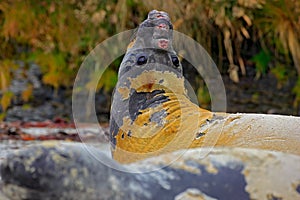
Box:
<box><xmin>1</xmin><ymin>142</ymin><xmax>300</xmax><ymax>200</ymax></box>
<box><xmin>109</xmin><ymin>10</ymin><xmax>300</xmax><ymax>163</ymax></box>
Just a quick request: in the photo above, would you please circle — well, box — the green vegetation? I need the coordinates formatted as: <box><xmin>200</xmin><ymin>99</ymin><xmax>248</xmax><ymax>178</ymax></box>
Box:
<box><xmin>251</xmin><ymin>50</ymin><xmax>271</xmax><ymax>79</ymax></box>
<box><xmin>0</xmin><ymin>0</ymin><xmax>300</xmax><ymax>114</ymax></box>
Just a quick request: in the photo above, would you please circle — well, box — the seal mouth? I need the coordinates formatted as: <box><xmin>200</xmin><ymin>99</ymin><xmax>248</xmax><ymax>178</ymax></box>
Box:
<box><xmin>157</xmin><ymin>39</ymin><xmax>169</xmax><ymax>49</ymax></box>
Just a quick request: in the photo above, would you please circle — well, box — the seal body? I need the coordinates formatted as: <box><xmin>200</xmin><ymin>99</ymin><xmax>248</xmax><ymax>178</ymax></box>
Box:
<box><xmin>109</xmin><ymin>10</ymin><xmax>300</xmax><ymax>163</ymax></box>
<box><xmin>110</xmin><ymin>10</ymin><xmax>213</xmax><ymax>163</ymax></box>
<box><xmin>1</xmin><ymin>143</ymin><xmax>300</xmax><ymax>200</ymax></box>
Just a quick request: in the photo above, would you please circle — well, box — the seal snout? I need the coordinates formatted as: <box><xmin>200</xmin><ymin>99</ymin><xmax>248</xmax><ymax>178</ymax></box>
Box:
<box><xmin>154</xmin><ymin>12</ymin><xmax>166</xmax><ymax>19</ymax></box>
<box><xmin>157</xmin><ymin>23</ymin><xmax>168</xmax><ymax>30</ymax></box>
<box><xmin>152</xmin><ymin>20</ymin><xmax>172</xmax><ymax>49</ymax></box>
<box><xmin>148</xmin><ymin>10</ymin><xmax>170</xmax><ymax>21</ymax></box>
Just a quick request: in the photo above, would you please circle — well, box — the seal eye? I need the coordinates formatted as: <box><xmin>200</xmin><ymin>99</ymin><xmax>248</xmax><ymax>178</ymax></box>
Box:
<box><xmin>137</xmin><ymin>55</ymin><xmax>148</xmax><ymax>65</ymax></box>
<box><xmin>171</xmin><ymin>55</ymin><xmax>180</xmax><ymax>67</ymax></box>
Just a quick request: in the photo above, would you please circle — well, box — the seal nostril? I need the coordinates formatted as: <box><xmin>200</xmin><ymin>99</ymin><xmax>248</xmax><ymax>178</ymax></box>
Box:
<box><xmin>158</xmin><ymin>23</ymin><xmax>166</xmax><ymax>28</ymax></box>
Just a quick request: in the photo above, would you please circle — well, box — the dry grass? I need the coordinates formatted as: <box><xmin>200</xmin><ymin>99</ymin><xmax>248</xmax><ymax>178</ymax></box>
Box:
<box><xmin>1</xmin><ymin>0</ymin><xmax>300</xmax><ymax>113</ymax></box>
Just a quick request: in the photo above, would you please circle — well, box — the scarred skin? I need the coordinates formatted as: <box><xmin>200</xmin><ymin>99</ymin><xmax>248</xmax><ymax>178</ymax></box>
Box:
<box><xmin>1</xmin><ymin>10</ymin><xmax>300</xmax><ymax>200</ymax></box>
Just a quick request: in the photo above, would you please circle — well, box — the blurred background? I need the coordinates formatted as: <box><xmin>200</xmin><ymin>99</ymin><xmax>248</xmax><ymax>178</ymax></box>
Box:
<box><xmin>0</xmin><ymin>0</ymin><xmax>300</xmax><ymax>123</ymax></box>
